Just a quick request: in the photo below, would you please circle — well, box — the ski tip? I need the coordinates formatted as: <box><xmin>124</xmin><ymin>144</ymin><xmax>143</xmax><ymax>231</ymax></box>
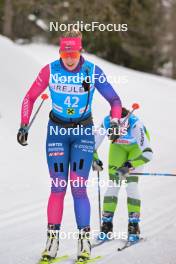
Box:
<box><xmin>41</xmin><ymin>94</ymin><xmax>49</xmax><ymax>100</ymax></box>
<box><xmin>132</xmin><ymin>103</ymin><xmax>140</xmax><ymax>110</ymax></box>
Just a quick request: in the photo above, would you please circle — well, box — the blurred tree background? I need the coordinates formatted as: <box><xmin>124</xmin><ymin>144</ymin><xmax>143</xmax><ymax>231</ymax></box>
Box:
<box><xmin>0</xmin><ymin>0</ymin><xmax>175</xmax><ymax>78</ymax></box>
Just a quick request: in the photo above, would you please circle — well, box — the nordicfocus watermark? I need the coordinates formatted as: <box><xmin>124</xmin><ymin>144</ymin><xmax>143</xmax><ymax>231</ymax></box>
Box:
<box><xmin>49</xmin><ymin>125</ymin><xmax>128</xmax><ymax>137</ymax></box>
<box><xmin>48</xmin><ymin>229</ymin><xmax>127</xmax><ymax>241</ymax></box>
<box><xmin>50</xmin><ymin>21</ymin><xmax>128</xmax><ymax>32</ymax></box>
<box><xmin>50</xmin><ymin>178</ymin><xmax>128</xmax><ymax>189</ymax></box>
<box><xmin>50</xmin><ymin>73</ymin><xmax>128</xmax><ymax>86</ymax></box>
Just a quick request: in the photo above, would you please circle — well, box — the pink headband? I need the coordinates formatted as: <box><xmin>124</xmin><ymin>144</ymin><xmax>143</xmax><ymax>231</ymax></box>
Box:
<box><xmin>59</xmin><ymin>37</ymin><xmax>82</xmax><ymax>51</ymax></box>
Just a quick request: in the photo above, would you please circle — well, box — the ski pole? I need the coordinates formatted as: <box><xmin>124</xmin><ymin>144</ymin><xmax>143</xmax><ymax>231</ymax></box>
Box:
<box><xmin>97</xmin><ymin>171</ymin><xmax>102</xmax><ymax>231</ymax></box>
<box><xmin>112</xmin><ymin>103</ymin><xmax>140</xmax><ymax>143</ymax></box>
<box><xmin>121</xmin><ymin>103</ymin><xmax>140</xmax><ymax>126</ymax></box>
<box><xmin>26</xmin><ymin>94</ymin><xmax>49</xmax><ymax>132</ymax></box>
<box><xmin>130</xmin><ymin>172</ymin><xmax>176</xmax><ymax>177</ymax></box>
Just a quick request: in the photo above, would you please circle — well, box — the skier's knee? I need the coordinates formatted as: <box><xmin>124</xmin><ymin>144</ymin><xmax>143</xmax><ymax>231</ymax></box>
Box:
<box><xmin>72</xmin><ymin>159</ymin><xmax>85</xmax><ymax>172</ymax></box>
<box><xmin>53</xmin><ymin>162</ymin><xmax>64</xmax><ymax>173</ymax></box>
<box><xmin>50</xmin><ymin>176</ymin><xmax>68</xmax><ymax>193</ymax></box>
<box><xmin>71</xmin><ymin>186</ymin><xmax>88</xmax><ymax>199</ymax></box>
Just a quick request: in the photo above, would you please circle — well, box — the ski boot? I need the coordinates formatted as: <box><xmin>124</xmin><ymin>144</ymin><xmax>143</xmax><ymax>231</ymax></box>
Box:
<box><xmin>77</xmin><ymin>227</ymin><xmax>91</xmax><ymax>263</ymax></box>
<box><xmin>128</xmin><ymin>212</ymin><xmax>140</xmax><ymax>242</ymax></box>
<box><xmin>98</xmin><ymin>212</ymin><xmax>113</xmax><ymax>241</ymax></box>
<box><xmin>41</xmin><ymin>224</ymin><xmax>60</xmax><ymax>262</ymax></box>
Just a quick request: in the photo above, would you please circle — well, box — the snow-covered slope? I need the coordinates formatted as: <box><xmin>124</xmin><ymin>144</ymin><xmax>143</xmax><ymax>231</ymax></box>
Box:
<box><xmin>0</xmin><ymin>35</ymin><xmax>176</xmax><ymax>264</ymax></box>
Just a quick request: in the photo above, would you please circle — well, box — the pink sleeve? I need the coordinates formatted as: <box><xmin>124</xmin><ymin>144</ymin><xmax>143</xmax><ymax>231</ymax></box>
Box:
<box><xmin>21</xmin><ymin>64</ymin><xmax>50</xmax><ymax>125</ymax></box>
<box><xmin>111</xmin><ymin>106</ymin><xmax>122</xmax><ymax>119</ymax></box>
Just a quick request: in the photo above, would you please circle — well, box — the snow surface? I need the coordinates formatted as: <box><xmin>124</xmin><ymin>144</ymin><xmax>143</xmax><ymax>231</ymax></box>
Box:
<box><xmin>0</xmin><ymin>35</ymin><xmax>176</xmax><ymax>264</ymax></box>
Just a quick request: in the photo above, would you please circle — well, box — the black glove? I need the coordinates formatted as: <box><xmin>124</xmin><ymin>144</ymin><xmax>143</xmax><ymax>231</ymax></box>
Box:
<box><xmin>116</xmin><ymin>161</ymin><xmax>133</xmax><ymax>177</ymax></box>
<box><xmin>92</xmin><ymin>151</ymin><xmax>103</xmax><ymax>171</ymax></box>
<box><xmin>108</xmin><ymin>118</ymin><xmax>120</xmax><ymax>141</ymax></box>
<box><xmin>17</xmin><ymin>125</ymin><xmax>28</xmax><ymax>146</ymax></box>
<box><xmin>92</xmin><ymin>159</ymin><xmax>103</xmax><ymax>171</ymax></box>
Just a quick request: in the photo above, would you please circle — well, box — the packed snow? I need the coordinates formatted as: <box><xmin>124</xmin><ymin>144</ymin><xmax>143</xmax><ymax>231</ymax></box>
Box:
<box><xmin>0</xmin><ymin>35</ymin><xmax>176</xmax><ymax>264</ymax></box>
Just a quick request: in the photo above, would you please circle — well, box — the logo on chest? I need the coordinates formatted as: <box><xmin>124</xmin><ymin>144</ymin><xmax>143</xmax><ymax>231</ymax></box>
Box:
<box><xmin>50</xmin><ymin>83</ymin><xmax>85</xmax><ymax>94</ymax></box>
<box><xmin>67</xmin><ymin>108</ymin><xmax>75</xmax><ymax>115</ymax></box>
<box><xmin>114</xmin><ymin>139</ymin><xmax>131</xmax><ymax>144</ymax></box>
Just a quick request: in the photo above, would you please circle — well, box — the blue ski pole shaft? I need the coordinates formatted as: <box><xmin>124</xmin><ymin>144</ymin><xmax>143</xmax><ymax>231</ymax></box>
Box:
<box><xmin>130</xmin><ymin>172</ymin><xmax>176</xmax><ymax>177</ymax></box>
<box><xmin>97</xmin><ymin>171</ymin><xmax>101</xmax><ymax>230</ymax></box>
